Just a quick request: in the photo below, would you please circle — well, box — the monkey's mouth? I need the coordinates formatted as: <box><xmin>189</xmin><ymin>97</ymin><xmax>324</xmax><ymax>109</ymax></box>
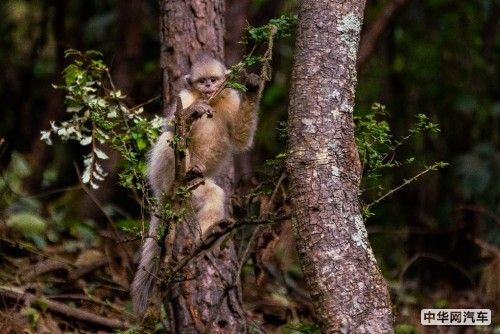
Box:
<box><xmin>202</xmin><ymin>90</ymin><xmax>216</xmax><ymax>98</ymax></box>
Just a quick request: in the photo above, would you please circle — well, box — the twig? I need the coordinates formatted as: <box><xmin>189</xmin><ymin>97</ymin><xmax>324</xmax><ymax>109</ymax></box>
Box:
<box><xmin>399</xmin><ymin>252</ymin><xmax>474</xmax><ymax>288</ymax></box>
<box><xmin>237</xmin><ymin>172</ymin><xmax>288</xmax><ymax>275</ymax></box>
<box><xmin>106</xmin><ymin>69</ymin><xmax>131</xmax><ymax>133</ymax></box>
<box><xmin>0</xmin><ymin>237</ymin><xmax>65</xmax><ymax>264</ymax></box>
<box><xmin>207</xmin><ymin>23</ymin><xmax>276</xmax><ymax>105</ymax></box>
<box><xmin>365</xmin><ymin>162</ymin><xmax>443</xmax><ymax>209</ymax></box>
<box><xmin>458</xmin><ymin>205</ymin><xmax>500</xmax><ymax>226</ymax></box>
<box><xmin>68</xmin><ymin>257</ymin><xmax>110</xmax><ymax>281</ymax></box>
<box><xmin>164</xmin><ymin>214</ymin><xmax>291</xmax><ymax>286</ymax></box>
<box><xmin>0</xmin><ymin>287</ymin><xmax>132</xmax><ymax>329</ymax></box>
<box><xmin>73</xmin><ymin>163</ymin><xmax>134</xmax><ymax>270</ymax></box>
<box><xmin>268</xmin><ymin>172</ymin><xmax>287</xmax><ymax>208</ymax></box>
<box><xmin>129</xmin><ymin>95</ymin><xmax>161</xmax><ymax>112</ymax></box>
<box><xmin>467</xmin><ymin>234</ymin><xmax>500</xmax><ymax>259</ymax></box>
<box><xmin>21</xmin><ymin>260</ymin><xmax>69</xmax><ymax>283</ymax></box>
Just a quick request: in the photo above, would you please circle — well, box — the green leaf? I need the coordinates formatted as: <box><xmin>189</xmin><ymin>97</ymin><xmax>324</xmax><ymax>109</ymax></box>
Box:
<box><xmin>7</xmin><ymin>212</ymin><xmax>47</xmax><ymax>235</ymax></box>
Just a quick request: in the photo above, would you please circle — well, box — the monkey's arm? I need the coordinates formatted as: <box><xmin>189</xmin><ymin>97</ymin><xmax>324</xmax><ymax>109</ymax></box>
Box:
<box><xmin>231</xmin><ymin>73</ymin><xmax>263</xmax><ymax>150</ymax></box>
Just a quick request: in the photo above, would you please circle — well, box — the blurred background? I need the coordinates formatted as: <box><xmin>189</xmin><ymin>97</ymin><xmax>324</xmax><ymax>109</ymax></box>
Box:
<box><xmin>0</xmin><ymin>0</ymin><xmax>498</xmax><ymax>332</ymax></box>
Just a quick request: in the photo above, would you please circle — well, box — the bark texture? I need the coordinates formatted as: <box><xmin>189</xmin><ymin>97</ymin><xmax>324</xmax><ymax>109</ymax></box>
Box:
<box><xmin>286</xmin><ymin>1</ymin><xmax>394</xmax><ymax>333</ymax></box>
<box><xmin>155</xmin><ymin>1</ymin><xmax>247</xmax><ymax>332</ymax></box>
<box><xmin>159</xmin><ymin>0</ymin><xmax>225</xmax><ymax>107</ymax></box>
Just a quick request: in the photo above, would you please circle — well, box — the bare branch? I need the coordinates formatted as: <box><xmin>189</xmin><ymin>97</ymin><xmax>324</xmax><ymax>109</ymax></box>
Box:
<box><xmin>357</xmin><ymin>0</ymin><xmax>411</xmax><ymax>69</ymax></box>
<box><xmin>0</xmin><ymin>288</ymin><xmax>132</xmax><ymax>330</ymax></box>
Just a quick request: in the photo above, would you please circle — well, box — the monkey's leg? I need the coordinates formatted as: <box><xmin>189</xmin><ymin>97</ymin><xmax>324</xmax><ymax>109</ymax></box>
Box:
<box><xmin>192</xmin><ymin>179</ymin><xmax>225</xmax><ymax>236</ymax></box>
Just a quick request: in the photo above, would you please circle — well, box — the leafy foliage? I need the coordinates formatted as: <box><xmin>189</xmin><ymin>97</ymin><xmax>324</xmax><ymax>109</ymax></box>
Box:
<box><xmin>242</xmin><ymin>15</ymin><xmax>298</xmax><ymax>45</ymax></box>
<box><xmin>228</xmin><ymin>15</ymin><xmax>297</xmax><ymax>89</ymax></box>
<box><xmin>355</xmin><ymin>103</ymin><xmax>442</xmax><ymax>180</ymax></box>
<box><xmin>354</xmin><ymin>103</ymin><xmax>448</xmax><ymax>216</ymax></box>
<box><xmin>41</xmin><ymin>50</ymin><xmax>163</xmax><ymax>190</ymax></box>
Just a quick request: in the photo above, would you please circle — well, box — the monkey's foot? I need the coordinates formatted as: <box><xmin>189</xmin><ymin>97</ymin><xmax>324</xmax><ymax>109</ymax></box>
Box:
<box><xmin>216</xmin><ymin>217</ymin><xmax>235</xmax><ymax>230</ymax></box>
<box><xmin>245</xmin><ymin>73</ymin><xmax>263</xmax><ymax>93</ymax></box>
<box><xmin>202</xmin><ymin>217</ymin><xmax>236</xmax><ymax>243</ymax></box>
<box><xmin>186</xmin><ymin>165</ymin><xmax>206</xmax><ymax>181</ymax></box>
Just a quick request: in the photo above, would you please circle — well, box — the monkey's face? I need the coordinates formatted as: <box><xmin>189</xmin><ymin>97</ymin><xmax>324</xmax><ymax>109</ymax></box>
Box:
<box><xmin>193</xmin><ymin>76</ymin><xmax>225</xmax><ymax>98</ymax></box>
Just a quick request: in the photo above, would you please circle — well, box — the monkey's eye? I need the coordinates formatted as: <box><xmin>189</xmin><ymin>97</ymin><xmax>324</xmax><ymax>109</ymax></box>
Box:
<box><xmin>210</xmin><ymin>78</ymin><xmax>217</xmax><ymax>83</ymax></box>
<box><xmin>199</xmin><ymin>79</ymin><xmax>206</xmax><ymax>84</ymax></box>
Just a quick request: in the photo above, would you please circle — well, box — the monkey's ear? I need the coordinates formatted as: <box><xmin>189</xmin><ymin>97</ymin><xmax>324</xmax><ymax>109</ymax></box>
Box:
<box><xmin>184</xmin><ymin>74</ymin><xmax>192</xmax><ymax>85</ymax></box>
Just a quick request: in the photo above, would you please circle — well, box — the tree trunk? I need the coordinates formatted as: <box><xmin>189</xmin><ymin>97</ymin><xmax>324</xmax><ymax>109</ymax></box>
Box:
<box><xmin>157</xmin><ymin>1</ymin><xmax>247</xmax><ymax>332</ymax></box>
<box><xmin>24</xmin><ymin>0</ymin><xmax>67</xmax><ymax>193</ymax></box>
<box><xmin>286</xmin><ymin>1</ymin><xmax>394</xmax><ymax>333</ymax></box>
<box><xmin>224</xmin><ymin>0</ymin><xmax>256</xmax><ymax>195</ymax></box>
<box><xmin>78</xmin><ymin>0</ymin><xmax>144</xmax><ymax>223</ymax></box>
<box><xmin>158</xmin><ymin>0</ymin><xmax>225</xmax><ymax>107</ymax></box>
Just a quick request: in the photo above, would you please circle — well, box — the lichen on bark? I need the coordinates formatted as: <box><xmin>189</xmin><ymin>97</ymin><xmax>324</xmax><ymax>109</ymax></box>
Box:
<box><xmin>286</xmin><ymin>0</ymin><xmax>394</xmax><ymax>333</ymax></box>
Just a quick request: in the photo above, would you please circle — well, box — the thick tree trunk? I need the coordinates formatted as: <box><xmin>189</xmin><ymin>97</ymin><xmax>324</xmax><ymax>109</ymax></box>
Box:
<box><xmin>158</xmin><ymin>0</ymin><xmax>225</xmax><ymax>107</ymax></box>
<box><xmin>156</xmin><ymin>1</ymin><xmax>247</xmax><ymax>332</ymax></box>
<box><xmin>286</xmin><ymin>1</ymin><xmax>394</xmax><ymax>333</ymax></box>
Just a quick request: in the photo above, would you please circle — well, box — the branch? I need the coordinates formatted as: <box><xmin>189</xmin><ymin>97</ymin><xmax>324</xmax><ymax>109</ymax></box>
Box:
<box><xmin>365</xmin><ymin>162</ymin><xmax>445</xmax><ymax>210</ymax></box>
<box><xmin>467</xmin><ymin>234</ymin><xmax>500</xmax><ymax>260</ymax></box>
<box><xmin>106</xmin><ymin>69</ymin><xmax>131</xmax><ymax>133</ymax></box>
<box><xmin>398</xmin><ymin>252</ymin><xmax>474</xmax><ymax>287</ymax></box>
<box><xmin>163</xmin><ymin>214</ymin><xmax>291</xmax><ymax>286</ymax></box>
<box><xmin>173</xmin><ymin>96</ymin><xmax>188</xmax><ymax>182</ymax></box>
<box><xmin>207</xmin><ymin>23</ymin><xmax>276</xmax><ymax>104</ymax></box>
<box><xmin>357</xmin><ymin>0</ymin><xmax>411</xmax><ymax>69</ymax></box>
<box><xmin>0</xmin><ymin>288</ymin><xmax>132</xmax><ymax>329</ymax></box>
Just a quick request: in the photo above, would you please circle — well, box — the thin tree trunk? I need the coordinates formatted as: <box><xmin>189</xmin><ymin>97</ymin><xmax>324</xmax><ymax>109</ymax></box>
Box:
<box><xmin>78</xmin><ymin>0</ymin><xmax>144</xmax><ymax>224</ymax></box>
<box><xmin>156</xmin><ymin>1</ymin><xmax>247</xmax><ymax>332</ymax></box>
<box><xmin>286</xmin><ymin>1</ymin><xmax>394</xmax><ymax>333</ymax></box>
<box><xmin>24</xmin><ymin>0</ymin><xmax>67</xmax><ymax>193</ymax></box>
<box><xmin>224</xmin><ymin>0</ymin><xmax>255</xmax><ymax>195</ymax></box>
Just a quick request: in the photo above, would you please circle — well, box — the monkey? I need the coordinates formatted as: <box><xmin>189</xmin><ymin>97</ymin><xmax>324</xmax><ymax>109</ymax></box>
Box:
<box><xmin>131</xmin><ymin>54</ymin><xmax>263</xmax><ymax>319</ymax></box>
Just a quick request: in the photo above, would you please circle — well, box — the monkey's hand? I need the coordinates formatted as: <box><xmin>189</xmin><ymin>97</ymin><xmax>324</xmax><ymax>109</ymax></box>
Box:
<box><xmin>186</xmin><ymin>100</ymin><xmax>214</xmax><ymax>120</ymax></box>
<box><xmin>244</xmin><ymin>73</ymin><xmax>263</xmax><ymax>93</ymax></box>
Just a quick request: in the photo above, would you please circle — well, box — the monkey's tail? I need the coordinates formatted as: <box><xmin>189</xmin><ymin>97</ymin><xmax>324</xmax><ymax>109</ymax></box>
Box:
<box><xmin>131</xmin><ymin>216</ymin><xmax>161</xmax><ymax>320</ymax></box>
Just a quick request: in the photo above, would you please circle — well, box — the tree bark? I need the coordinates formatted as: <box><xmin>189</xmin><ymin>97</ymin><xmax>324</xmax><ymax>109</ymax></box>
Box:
<box><xmin>156</xmin><ymin>1</ymin><xmax>247</xmax><ymax>332</ymax></box>
<box><xmin>158</xmin><ymin>0</ymin><xmax>225</xmax><ymax>107</ymax></box>
<box><xmin>286</xmin><ymin>1</ymin><xmax>394</xmax><ymax>333</ymax></box>
<box><xmin>224</xmin><ymin>0</ymin><xmax>252</xmax><ymax>67</ymax></box>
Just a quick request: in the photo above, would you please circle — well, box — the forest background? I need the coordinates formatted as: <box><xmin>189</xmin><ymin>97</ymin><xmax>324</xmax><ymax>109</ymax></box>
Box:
<box><xmin>0</xmin><ymin>0</ymin><xmax>498</xmax><ymax>333</ymax></box>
